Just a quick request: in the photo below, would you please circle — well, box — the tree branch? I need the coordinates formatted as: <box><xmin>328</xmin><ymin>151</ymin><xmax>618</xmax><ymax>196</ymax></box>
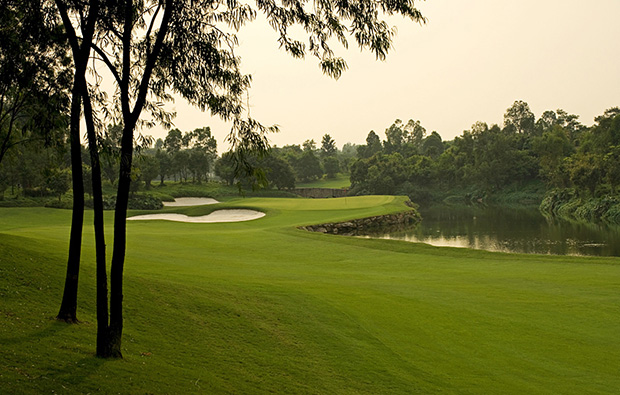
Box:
<box><xmin>131</xmin><ymin>0</ymin><xmax>173</xmax><ymax>123</ymax></box>
<box><xmin>145</xmin><ymin>2</ymin><xmax>163</xmax><ymax>53</ymax></box>
<box><xmin>90</xmin><ymin>44</ymin><xmax>122</xmax><ymax>86</ymax></box>
<box><xmin>54</xmin><ymin>0</ymin><xmax>81</xmax><ymax>55</ymax></box>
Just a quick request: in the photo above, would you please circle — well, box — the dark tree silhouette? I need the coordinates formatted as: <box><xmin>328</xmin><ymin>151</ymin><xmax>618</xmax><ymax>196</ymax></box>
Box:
<box><xmin>53</xmin><ymin>0</ymin><xmax>111</xmax><ymax>359</ymax></box>
<box><xmin>53</xmin><ymin>0</ymin><xmax>426</xmax><ymax>357</ymax></box>
<box><xmin>0</xmin><ymin>1</ymin><xmax>69</xmax><ymax>167</ymax></box>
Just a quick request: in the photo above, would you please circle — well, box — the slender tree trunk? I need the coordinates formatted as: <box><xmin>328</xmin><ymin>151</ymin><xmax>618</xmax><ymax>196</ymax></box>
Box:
<box><xmin>54</xmin><ymin>0</ymin><xmax>101</xmax><ymax>327</ymax></box>
<box><xmin>104</xmin><ymin>0</ymin><xmax>172</xmax><ymax>358</ymax></box>
<box><xmin>57</xmin><ymin>83</ymin><xmax>84</xmax><ymax>323</ymax></box>
<box><xmin>81</xmin><ymin>78</ymin><xmax>109</xmax><ymax>357</ymax></box>
<box><xmin>107</xmin><ymin>123</ymin><xmax>135</xmax><ymax>358</ymax></box>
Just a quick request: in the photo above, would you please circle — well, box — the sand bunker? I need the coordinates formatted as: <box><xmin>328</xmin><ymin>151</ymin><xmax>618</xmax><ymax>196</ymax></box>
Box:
<box><xmin>162</xmin><ymin>197</ymin><xmax>219</xmax><ymax>207</ymax></box>
<box><xmin>128</xmin><ymin>209</ymin><xmax>265</xmax><ymax>223</ymax></box>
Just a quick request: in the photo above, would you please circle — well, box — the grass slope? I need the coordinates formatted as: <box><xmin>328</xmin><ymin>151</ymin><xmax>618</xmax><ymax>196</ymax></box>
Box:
<box><xmin>1</xmin><ymin>196</ymin><xmax>619</xmax><ymax>394</ymax></box>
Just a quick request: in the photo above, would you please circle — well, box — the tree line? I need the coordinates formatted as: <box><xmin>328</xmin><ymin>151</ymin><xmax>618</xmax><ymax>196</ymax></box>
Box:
<box><xmin>6</xmin><ymin>98</ymin><xmax>620</xmax><ymax>211</ymax></box>
<box><xmin>0</xmin><ymin>124</ymin><xmax>356</xmax><ymax>201</ymax></box>
<box><xmin>349</xmin><ymin>101</ymin><xmax>620</xmax><ymax>207</ymax></box>
<box><xmin>213</xmin><ymin>133</ymin><xmax>357</xmax><ymax>189</ymax></box>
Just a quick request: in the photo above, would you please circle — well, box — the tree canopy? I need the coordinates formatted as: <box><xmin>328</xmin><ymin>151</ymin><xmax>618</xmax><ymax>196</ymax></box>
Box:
<box><xmin>39</xmin><ymin>0</ymin><xmax>428</xmax><ymax>358</ymax></box>
<box><xmin>0</xmin><ymin>1</ymin><xmax>70</xmax><ymax>166</ymax></box>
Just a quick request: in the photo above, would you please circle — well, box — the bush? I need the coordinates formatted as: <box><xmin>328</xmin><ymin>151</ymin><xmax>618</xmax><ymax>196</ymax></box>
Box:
<box><xmin>574</xmin><ymin>196</ymin><xmax>620</xmax><ymax>222</ymax></box>
<box><xmin>44</xmin><ymin>198</ymin><xmax>73</xmax><ymax>209</ymax></box>
<box><xmin>540</xmin><ymin>188</ymin><xmax>577</xmax><ymax>215</ymax></box>
<box><xmin>23</xmin><ymin>187</ymin><xmax>54</xmax><ymax>198</ymax></box>
<box><xmin>602</xmin><ymin>203</ymin><xmax>620</xmax><ymax>224</ymax></box>
<box><xmin>0</xmin><ymin>197</ymin><xmax>39</xmax><ymax>207</ymax></box>
<box><xmin>103</xmin><ymin>195</ymin><xmax>163</xmax><ymax>210</ymax></box>
<box><xmin>540</xmin><ymin>188</ymin><xmax>620</xmax><ymax>225</ymax></box>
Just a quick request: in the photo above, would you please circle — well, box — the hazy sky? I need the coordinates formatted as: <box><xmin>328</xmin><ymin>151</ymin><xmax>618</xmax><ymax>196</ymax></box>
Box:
<box><xmin>152</xmin><ymin>0</ymin><xmax>620</xmax><ymax>150</ymax></box>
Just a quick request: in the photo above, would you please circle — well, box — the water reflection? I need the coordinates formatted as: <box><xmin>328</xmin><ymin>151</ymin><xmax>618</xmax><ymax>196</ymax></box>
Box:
<box><xmin>369</xmin><ymin>205</ymin><xmax>620</xmax><ymax>257</ymax></box>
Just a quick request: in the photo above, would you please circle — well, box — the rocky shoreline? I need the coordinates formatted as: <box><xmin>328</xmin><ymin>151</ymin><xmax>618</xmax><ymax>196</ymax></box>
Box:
<box><xmin>300</xmin><ymin>209</ymin><xmax>421</xmax><ymax>236</ymax></box>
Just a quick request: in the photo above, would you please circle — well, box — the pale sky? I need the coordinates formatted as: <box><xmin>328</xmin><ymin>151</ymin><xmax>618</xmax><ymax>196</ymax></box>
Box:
<box><xmin>150</xmin><ymin>0</ymin><xmax>620</xmax><ymax>150</ymax></box>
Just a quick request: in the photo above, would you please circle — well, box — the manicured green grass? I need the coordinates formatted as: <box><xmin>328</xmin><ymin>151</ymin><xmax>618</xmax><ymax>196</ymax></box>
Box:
<box><xmin>1</xmin><ymin>196</ymin><xmax>620</xmax><ymax>394</ymax></box>
<box><xmin>296</xmin><ymin>173</ymin><xmax>351</xmax><ymax>189</ymax></box>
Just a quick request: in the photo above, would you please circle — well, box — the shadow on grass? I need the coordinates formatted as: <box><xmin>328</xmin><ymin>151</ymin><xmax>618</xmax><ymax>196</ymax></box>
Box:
<box><xmin>41</xmin><ymin>355</ymin><xmax>106</xmax><ymax>386</ymax></box>
<box><xmin>0</xmin><ymin>317</ymin><xmax>70</xmax><ymax>346</ymax></box>
<box><xmin>1</xmin><ymin>318</ymin><xmax>111</xmax><ymax>388</ymax></box>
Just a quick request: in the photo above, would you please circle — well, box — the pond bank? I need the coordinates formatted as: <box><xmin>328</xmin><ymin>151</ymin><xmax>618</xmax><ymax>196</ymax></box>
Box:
<box><xmin>300</xmin><ymin>209</ymin><xmax>421</xmax><ymax>236</ymax></box>
<box><xmin>540</xmin><ymin>189</ymin><xmax>620</xmax><ymax>225</ymax></box>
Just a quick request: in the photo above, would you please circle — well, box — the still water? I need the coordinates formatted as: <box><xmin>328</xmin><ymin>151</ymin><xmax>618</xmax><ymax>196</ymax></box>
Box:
<box><xmin>372</xmin><ymin>205</ymin><xmax>620</xmax><ymax>257</ymax></box>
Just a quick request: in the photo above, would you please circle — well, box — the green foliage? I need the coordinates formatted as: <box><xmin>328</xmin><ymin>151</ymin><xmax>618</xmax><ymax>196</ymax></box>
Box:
<box><xmin>262</xmin><ymin>155</ymin><xmax>295</xmax><ymax>190</ymax></box>
<box><xmin>102</xmin><ymin>194</ymin><xmax>164</xmax><ymax>210</ymax></box>
<box><xmin>214</xmin><ymin>152</ymin><xmax>236</xmax><ymax>186</ymax></box>
<box><xmin>567</xmin><ymin>153</ymin><xmax>603</xmax><ymax>197</ymax></box>
<box><xmin>296</xmin><ymin>173</ymin><xmax>350</xmax><ymax>189</ymax></box>
<box><xmin>534</xmin><ymin>109</ymin><xmax>620</xmax><ymax>223</ymax></box>
<box><xmin>44</xmin><ymin>168</ymin><xmax>71</xmax><ymax>202</ymax></box>
<box><xmin>155</xmin><ymin>127</ymin><xmax>219</xmax><ymax>184</ymax></box>
<box><xmin>148</xmin><ymin>181</ymin><xmax>237</xmax><ymax>199</ymax></box>
<box><xmin>0</xmin><ymin>1</ymin><xmax>70</xmax><ymax>166</ymax></box>
<box><xmin>320</xmin><ymin>134</ymin><xmax>337</xmax><ymax>157</ymax></box>
<box><xmin>540</xmin><ymin>188</ymin><xmax>576</xmax><ymax>215</ymax></box>
<box><xmin>421</xmin><ymin>131</ymin><xmax>444</xmax><ymax>158</ymax></box>
<box><xmin>302</xmin><ymin>139</ymin><xmax>317</xmax><ymax>152</ymax></box>
<box><xmin>215</xmin><ymin>149</ymin><xmax>296</xmax><ymax>191</ymax></box>
<box><xmin>323</xmin><ymin>156</ymin><xmax>340</xmax><ymax>179</ymax></box>
<box><xmin>532</xmin><ymin>126</ymin><xmax>573</xmax><ymax>187</ymax></box>
<box><xmin>540</xmin><ymin>188</ymin><xmax>620</xmax><ymax>224</ymax></box>
<box><xmin>136</xmin><ymin>154</ymin><xmax>160</xmax><ymax>189</ymax></box>
<box><xmin>382</xmin><ymin>119</ymin><xmax>427</xmax><ymax>156</ymax></box>
<box><xmin>22</xmin><ymin>187</ymin><xmax>54</xmax><ymax>198</ymax></box>
<box><xmin>504</xmin><ymin>100</ymin><xmax>536</xmax><ymax>136</ymax></box>
<box><xmin>357</xmin><ymin>130</ymin><xmax>382</xmax><ymax>159</ymax></box>
<box><xmin>602</xmin><ymin>203</ymin><xmax>620</xmax><ymax>223</ymax></box>
<box><xmin>346</xmin><ymin>104</ymin><xmax>620</xmax><ymax>213</ymax></box>
<box><xmin>603</xmin><ymin>145</ymin><xmax>620</xmax><ymax>192</ymax></box>
<box><xmin>295</xmin><ymin>151</ymin><xmax>323</xmax><ymax>182</ymax></box>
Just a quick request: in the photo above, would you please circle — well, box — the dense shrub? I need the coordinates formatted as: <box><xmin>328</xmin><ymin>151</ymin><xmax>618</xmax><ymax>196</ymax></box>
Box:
<box><xmin>44</xmin><ymin>199</ymin><xmax>73</xmax><ymax>209</ymax></box>
<box><xmin>540</xmin><ymin>188</ymin><xmax>577</xmax><ymax>215</ymax></box>
<box><xmin>540</xmin><ymin>188</ymin><xmax>620</xmax><ymax>224</ymax></box>
<box><xmin>23</xmin><ymin>187</ymin><xmax>54</xmax><ymax>198</ymax></box>
<box><xmin>602</xmin><ymin>203</ymin><xmax>620</xmax><ymax>223</ymax></box>
<box><xmin>0</xmin><ymin>197</ymin><xmax>39</xmax><ymax>207</ymax></box>
<box><xmin>103</xmin><ymin>195</ymin><xmax>163</xmax><ymax>210</ymax></box>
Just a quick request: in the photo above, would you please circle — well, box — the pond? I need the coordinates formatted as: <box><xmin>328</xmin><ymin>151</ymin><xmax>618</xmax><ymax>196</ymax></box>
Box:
<box><xmin>370</xmin><ymin>205</ymin><xmax>620</xmax><ymax>257</ymax></box>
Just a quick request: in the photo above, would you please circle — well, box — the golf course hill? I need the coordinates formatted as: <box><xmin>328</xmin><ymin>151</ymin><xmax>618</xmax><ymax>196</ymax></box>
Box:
<box><xmin>1</xmin><ymin>195</ymin><xmax>619</xmax><ymax>394</ymax></box>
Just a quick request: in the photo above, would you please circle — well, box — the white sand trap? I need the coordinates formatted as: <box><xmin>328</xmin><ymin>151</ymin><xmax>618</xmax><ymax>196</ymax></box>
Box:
<box><xmin>128</xmin><ymin>209</ymin><xmax>265</xmax><ymax>223</ymax></box>
<box><xmin>163</xmin><ymin>197</ymin><xmax>219</xmax><ymax>207</ymax></box>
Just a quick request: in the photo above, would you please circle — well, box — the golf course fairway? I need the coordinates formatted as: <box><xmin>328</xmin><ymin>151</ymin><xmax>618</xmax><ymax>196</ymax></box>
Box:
<box><xmin>1</xmin><ymin>195</ymin><xmax>619</xmax><ymax>394</ymax></box>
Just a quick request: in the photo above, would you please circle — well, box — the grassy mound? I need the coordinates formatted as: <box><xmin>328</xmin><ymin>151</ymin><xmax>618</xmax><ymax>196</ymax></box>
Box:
<box><xmin>1</xmin><ymin>196</ymin><xmax>620</xmax><ymax>394</ymax></box>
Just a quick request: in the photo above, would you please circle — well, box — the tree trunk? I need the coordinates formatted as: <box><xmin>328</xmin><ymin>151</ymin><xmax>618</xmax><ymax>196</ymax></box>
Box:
<box><xmin>104</xmin><ymin>0</ymin><xmax>173</xmax><ymax>358</ymax></box>
<box><xmin>107</xmin><ymin>123</ymin><xmax>135</xmax><ymax>358</ymax></box>
<box><xmin>80</xmin><ymin>77</ymin><xmax>110</xmax><ymax>357</ymax></box>
<box><xmin>57</xmin><ymin>84</ymin><xmax>84</xmax><ymax>323</ymax></box>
